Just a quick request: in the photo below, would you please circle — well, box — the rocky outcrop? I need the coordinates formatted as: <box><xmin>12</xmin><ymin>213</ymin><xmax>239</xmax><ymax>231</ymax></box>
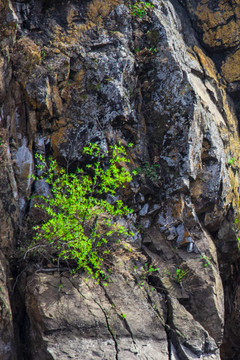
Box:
<box><xmin>0</xmin><ymin>0</ymin><xmax>240</xmax><ymax>359</ymax></box>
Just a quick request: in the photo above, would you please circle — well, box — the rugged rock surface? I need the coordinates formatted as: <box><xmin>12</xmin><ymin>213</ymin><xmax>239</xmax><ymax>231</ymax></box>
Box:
<box><xmin>0</xmin><ymin>0</ymin><xmax>240</xmax><ymax>359</ymax></box>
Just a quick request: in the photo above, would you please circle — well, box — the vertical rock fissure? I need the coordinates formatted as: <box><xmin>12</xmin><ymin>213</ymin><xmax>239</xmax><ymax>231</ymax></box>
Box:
<box><xmin>146</xmin><ymin>292</ymin><xmax>172</xmax><ymax>359</ymax></box>
<box><xmin>139</xmin><ymin>285</ymin><xmax>180</xmax><ymax>360</ymax></box>
<box><xmin>165</xmin><ymin>295</ymin><xmax>189</xmax><ymax>360</ymax></box>
<box><xmin>144</xmin><ymin>287</ymin><xmax>173</xmax><ymax>359</ymax></box>
<box><xmin>166</xmin><ymin>325</ymin><xmax>173</xmax><ymax>360</ymax></box>
<box><xmin>93</xmin><ymin>298</ymin><xmax>119</xmax><ymax>360</ymax></box>
<box><xmin>165</xmin><ymin>295</ymin><xmax>177</xmax><ymax>360</ymax></box>
<box><xmin>9</xmin><ymin>268</ymin><xmax>31</xmax><ymax>360</ymax></box>
<box><xmin>100</xmin><ymin>283</ymin><xmax>137</xmax><ymax>345</ymax></box>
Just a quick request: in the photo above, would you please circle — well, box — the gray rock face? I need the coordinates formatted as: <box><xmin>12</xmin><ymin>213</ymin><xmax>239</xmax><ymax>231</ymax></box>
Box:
<box><xmin>24</xmin><ymin>272</ymin><xmax>169</xmax><ymax>360</ymax></box>
<box><xmin>0</xmin><ymin>0</ymin><xmax>239</xmax><ymax>359</ymax></box>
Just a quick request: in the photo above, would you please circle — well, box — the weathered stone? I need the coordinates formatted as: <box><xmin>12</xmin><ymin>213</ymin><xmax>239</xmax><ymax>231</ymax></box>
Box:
<box><xmin>0</xmin><ymin>0</ymin><xmax>239</xmax><ymax>358</ymax></box>
<box><xmin>0</xmin><ymin>254</ymin><xmax>16</xmax><ymax>360</ymax></box>
<box><xmin>13</xmin><ymin>137</ymin><xmax>33</xmax><ymax>209</ymax></box>
<box><xmin>168</xmin><ymin>297</ymin><xmax>219</xmax><ymax>359</ymax></box>
<box><xmin>24</xmin><ymin>271</ymin><xmax>169</xmax><ymax>360</ymax></box>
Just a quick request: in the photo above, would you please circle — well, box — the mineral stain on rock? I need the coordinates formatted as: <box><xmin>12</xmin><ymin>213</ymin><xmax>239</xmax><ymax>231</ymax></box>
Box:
<box><xmin>0</xmin><ymin>0</ymin><xmax>239</xmax><ymax>359</ymax></box>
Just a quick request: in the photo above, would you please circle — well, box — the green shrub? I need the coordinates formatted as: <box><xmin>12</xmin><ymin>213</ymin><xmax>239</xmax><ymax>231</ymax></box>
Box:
<box><xmin>174</xmin><ymin>268</ymin><xmax>188</xmax><ymax>283</ymax></box>
<box><xmin>130</xmin><ymin>1</ymin><xmax>154</xmax><ymax>18</ymax></box>
<box><xmin>133</xmin><ymin>162</ymin><xmax>159</xmax><ymax>181</ymax></box>
<box><xmin>200</xmin><ymin>255</ymin><xmax>212</xmax><ymax>268</ymax></box>
<box><xmin>31</xmin><ymin>143</ymin><xmax>134</xmax><ymax>280</ymax></box>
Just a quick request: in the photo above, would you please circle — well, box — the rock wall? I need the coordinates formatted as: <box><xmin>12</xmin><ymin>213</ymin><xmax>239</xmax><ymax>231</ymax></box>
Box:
<box><xmin>0</xmin><ymin>0</ymin><xmax>240</xmax><ymax>359</ymax></box>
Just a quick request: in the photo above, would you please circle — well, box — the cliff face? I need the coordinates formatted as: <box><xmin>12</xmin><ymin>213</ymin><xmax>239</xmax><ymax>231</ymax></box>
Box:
<box><xmin>0</xmin><ymin>0</ymin><xmax>240</xmax><ymax>359</ymax></box>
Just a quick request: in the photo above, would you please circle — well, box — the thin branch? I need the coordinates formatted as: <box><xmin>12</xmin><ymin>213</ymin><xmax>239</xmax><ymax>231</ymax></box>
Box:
<box><xmin>23</xmin><ymin>244</ymin><xmax>48</xmax><ymax>260</ymax></box>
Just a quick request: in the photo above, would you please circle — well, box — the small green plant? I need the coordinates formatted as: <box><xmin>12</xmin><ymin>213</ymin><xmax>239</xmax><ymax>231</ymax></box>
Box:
<box><xmin>234</xmin><ymin>214</ymin><xmax>240</xmax><ymax>251</ymax></box>
<box><xmin>133</xmin><ymin>163</ymin><xmax>159</xmax><ymax>181</ymax></box>
<box><xmin>31</xmin><ymin>143</ymin><xmax>134</xmax><ymax>280</ymax></box>
<box><xmin>237</xmin><ymin>237</ymin><xmax>240</xmax><ymax>251</ymax></box>
<box><xmin>139</xmin><ymin>263</ymin><xmax>159</xmax><ymax>279</ymax></box>
<box><xmin>40</xmin><ymin>50</ymin><xmax>46</xmax><ymax>62</ymax></box>
<box><xmin>134</xmin><ymin>47</ymin><xmax>157</xmax><ymax>57</ymax></box>
<box><xmin>130</xmin><ymin>1</ymin><xmax>154</xmax><ymax>18</ymax></box>
<box><xmin>146</xmin><ymin>264</ymin><xmax>159</xmax><ymax>273</ymax></box>
<box><xmin>163</xmin><ymin>269</ymin><xmax>171</xmax><ymax>276</ymax></box>
<box><xmin>58</xmin><ymin>283</ymin><xmax>63</xmax><ymax>291</ymax></box>
<box><xmin>200</xmin><ymin>255</ymin><xmax>212</xmax><ymax>268</ymax></box>
<box><xmin>228</xmin><ymin>157</ymin><xmax>235</xmax><ymax>165</ymax></box>
<box><xmin>147</xmin><ymin>47</ymin><xmax>157</xmax><ymax>55</ymax></box>
<box><xmin>174</xmin><ymin>268</ymin><xmax>188</xmax><ymax>283</ymax></box>
<box><xmin>134</xmin><ymin>263</ymin><xmax>159</xmax><ymax>288</ymax></box>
